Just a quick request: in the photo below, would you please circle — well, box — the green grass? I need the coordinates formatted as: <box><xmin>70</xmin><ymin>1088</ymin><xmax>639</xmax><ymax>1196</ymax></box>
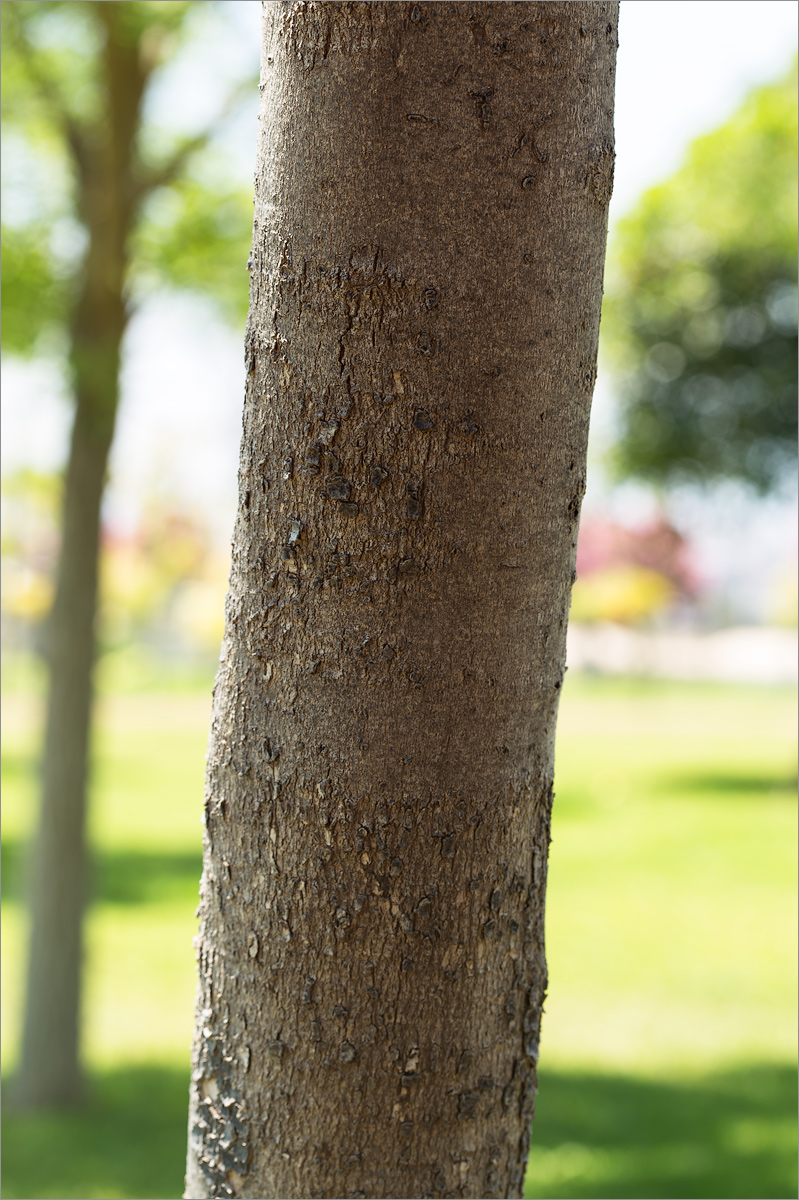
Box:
<box><xmin>1</xmin><ymin>660</ymin><xmax>796</xmax><ymax>1199</ymax></box>
<box><xmin>543</xmin><ymin>675</ymin><xmax>797</xmax><ymax>1074</ymax></box>
<box><xmin>526</xmin><ymin>1063</ymin><xmax>797</xmax><ymax>1199</ymax></box>
<box><xmin>3</xmin><ymin>1062</ymin><xmax>792</xmax><ymax>1200</ymax></box>
<box><xmin>2</xmin><ymin>1064</ymin><xmax>190</xmax><ymax>1200</ymax></box>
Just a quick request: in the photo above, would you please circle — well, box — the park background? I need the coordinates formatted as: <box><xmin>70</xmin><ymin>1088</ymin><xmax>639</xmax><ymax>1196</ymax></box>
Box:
<box><xmin>1</xmin><ymin>2</ymin><xmax>797</xmax><ymax>1197</ymax></box>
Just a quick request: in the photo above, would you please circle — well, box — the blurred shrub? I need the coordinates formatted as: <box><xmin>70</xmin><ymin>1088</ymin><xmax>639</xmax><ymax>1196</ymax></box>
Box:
<box><xmin>570</xmin><ymin>565</ymin><xmax>676</xmax><ymax>626</ymax></box>
<box><xmin>100</xmin><ymin>507</ymin><xmax>227</xmax><ymax>655</ymax></box>
<box><xmin>604</xmin><ymin>62</ymin><xmax>798</xmax><ymax>493</ymax></box>
<box><xmin>1</xmin><ymin>470</ymin><xmax>60</xmax><ymax>631</ymax></box>
<box><xmin>572</xmin><ymin>518</ymin><xmax>698</xmax><ymax>625</ymax></box>
<box><xmin>1</xmin><ymin>468</ymin><xmax>227</xmax><ymax>657</ymax></box>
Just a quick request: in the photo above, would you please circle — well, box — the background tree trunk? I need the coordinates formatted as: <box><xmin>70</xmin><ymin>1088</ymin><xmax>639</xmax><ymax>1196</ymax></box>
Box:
<box><xmin>186</xmin><ymin>3</ymin><xmax>616</xmax><ymax>1197</ymax></box>
<box><xmin>16</xmin><ymin>341</ymin><xmax>122</xmax><ymax>1107</ymax></box>
<box><xmin>14</xmin><ymin>5</ymin><xmax>146</xmax><ymax>1107</ymax></box>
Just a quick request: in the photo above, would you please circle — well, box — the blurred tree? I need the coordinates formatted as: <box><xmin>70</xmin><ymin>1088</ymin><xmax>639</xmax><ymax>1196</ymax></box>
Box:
<box><xmin>570</xmin><ymin>518</ymin><xmax>698</xmax><ymax>626</ymax></box>
<box><xmin>604</xmin><ymin>63</ymin><xmax>798</xmax><ymax>493</ymax></box>
<box><xmin>1</xmin><ymin>0</ymin><xmax>254</xmax><ymax>1107</ymax></box>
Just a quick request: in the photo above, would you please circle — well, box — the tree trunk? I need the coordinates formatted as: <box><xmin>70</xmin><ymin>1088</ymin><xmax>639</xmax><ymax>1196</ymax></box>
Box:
<box><xmin>186</xmin><ymin>3</ymin><xmax>616</xmax><ymax>1197</ymax></box>
<box><xmin>14</xmin><ymin>3</ymin><xmax>147</xmax><ymax>1107</ymax></box>
<box><xmin>15</xmin><ymin>340</ymin><xmax>121</xmax><ymax>1106</ymax></box>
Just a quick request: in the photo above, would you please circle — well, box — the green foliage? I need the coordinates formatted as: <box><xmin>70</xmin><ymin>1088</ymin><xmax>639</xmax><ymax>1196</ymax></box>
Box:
<box><xmin>0</xmin><ymin>222</ymin><xmax>74</xmax><ymax>355</ymax></box>
<box><xmin>0</xmin><ymin>0</ymin><xmax>254</xmax><ymax>358</ymax></box>
<box><xmin>1</xmin><ymin>3</ymin><xmax>101</xmax><ymax>137</ymax></box>
<box><xmin>604</xmin><ymin>64</ymin><xmax>798</xmax><ymax>493</ymax></box>
<box><xmin>1</xmin><ymin>3</ymin><xmax>101</xmax><ymax>356</ymax></box>
<box><xmin>130</xmin><ymin>169</ymin><xmax>252</xmax><ymax>326</ymax></box>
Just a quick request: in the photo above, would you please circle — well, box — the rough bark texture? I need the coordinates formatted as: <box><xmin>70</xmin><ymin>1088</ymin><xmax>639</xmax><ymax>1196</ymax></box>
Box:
<box><xmin>186</xmin><ymin>3</ymin><xmax>616</xmax><ymax>1197</ymax></box>
<box><xmin>15</xmin><ymin>7</ymin><xmax>146</xmax><ymax>1107</ymax></box>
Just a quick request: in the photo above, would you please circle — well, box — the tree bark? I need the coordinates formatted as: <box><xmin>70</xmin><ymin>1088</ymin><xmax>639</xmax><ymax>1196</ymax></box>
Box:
<box><xmin>186</xmin><ymin>3</ymin><xmax>616</xmax><ymax>1197</ymax></box>
<box><xmin>14</xmin><ymin>4</ymin><xmax>147</xmax><ymax>1107</ymax></box>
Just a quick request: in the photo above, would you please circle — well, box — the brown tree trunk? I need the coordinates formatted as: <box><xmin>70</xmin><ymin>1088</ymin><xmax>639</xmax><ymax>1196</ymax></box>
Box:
<box><xmin>15</xmin><ymin>337</ymin><xmax>122</xmax><ymax>1107</ymax></box>
<box><xmin>186</xmin><ymin>3</ymin><xmax>616</xmax><ymax>1196</ymax></box>
<box><xmin>14</xmin><ymin>3</ymin><xmax>147</xmax><ymax>1107</ymax></box>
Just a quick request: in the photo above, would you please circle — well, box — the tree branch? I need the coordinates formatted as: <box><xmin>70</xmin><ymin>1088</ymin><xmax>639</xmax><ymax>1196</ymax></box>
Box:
<box><xmin>4</xmin><ymin>4</ymin><xmax>92</xmax><ymax>179</ymax></box>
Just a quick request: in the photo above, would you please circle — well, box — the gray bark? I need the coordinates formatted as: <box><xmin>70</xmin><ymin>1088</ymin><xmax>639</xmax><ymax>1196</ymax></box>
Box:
<box><xmin>186</xmin><ymin>3</ymin><xmax>616</xmax><ymax>1197</ymax></box>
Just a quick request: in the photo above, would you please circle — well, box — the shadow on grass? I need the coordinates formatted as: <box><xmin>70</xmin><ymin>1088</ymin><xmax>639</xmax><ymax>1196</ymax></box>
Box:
<box><xmin>526</xmin><ymin>1062</ymin><xmax>798</xmax><ymax>1199</ymax></box>
<box><xmin>1</xmin><ymin>840</ymin><xmax>201</xmax><ymax>907</ymax></box>
<box><xmin>2</xmin><ymin>1061</ymin><xmax>795</xmax><ymax>1199</ymax></box>
<box><xmin>658</xmin><ymin>771</ymin><xmax>798</xmax><ymax>800</ymax></box>
<box><xmin>2</xmin><ymin>1064</ymin><xmax>190</xmax><ymax>1200</ymax></box>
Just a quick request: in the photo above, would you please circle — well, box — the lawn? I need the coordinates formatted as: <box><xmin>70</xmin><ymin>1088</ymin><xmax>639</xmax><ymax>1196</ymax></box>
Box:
<box><xmin>1</xmin><ymin>656</ymin><xmax>796</xmax><ymax>1199</ymax></box>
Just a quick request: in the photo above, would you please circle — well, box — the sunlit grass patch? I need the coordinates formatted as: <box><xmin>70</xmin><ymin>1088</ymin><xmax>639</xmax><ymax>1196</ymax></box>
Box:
<box><xmin>544</xmin><ymin>674</ymin><xmax>797</xmax><ymax>1072</ymax></box>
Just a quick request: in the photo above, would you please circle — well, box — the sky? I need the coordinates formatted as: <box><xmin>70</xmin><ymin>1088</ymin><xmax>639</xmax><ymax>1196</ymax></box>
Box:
<box><xmin>2</xmin><ymin>0</ymin><xmax>798</xmax><ymax>618</ymax></box>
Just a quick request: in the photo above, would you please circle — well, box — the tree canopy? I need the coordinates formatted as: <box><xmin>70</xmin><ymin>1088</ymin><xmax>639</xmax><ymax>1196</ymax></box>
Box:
<box><xmin>603</xmin><ymin>62</ymin><xmax>798</xmax><ymax>494</ymax></box>
<box><xmin>1</xmin><ymin>0</ymin><xmax>254</xmax><ymax>361</ymax></box>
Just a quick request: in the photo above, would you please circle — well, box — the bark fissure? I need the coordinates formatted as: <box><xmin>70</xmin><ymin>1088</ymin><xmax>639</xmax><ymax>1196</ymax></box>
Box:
<box><xmin>187</xmin><ymin>3</ymin><xmax>616</xmax><ymax>1197</ymax></box>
